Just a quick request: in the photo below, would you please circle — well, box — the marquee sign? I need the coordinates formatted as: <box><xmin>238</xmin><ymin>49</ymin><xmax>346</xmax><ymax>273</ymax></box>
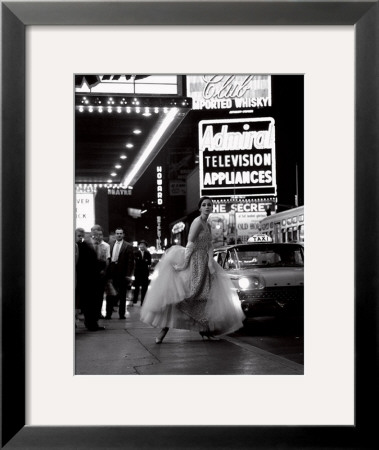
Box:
<box><xmin>76</xmin><ymin>193</ymin><xmax>95</xmax><ymax>232</ymax></box>
<box><xmin>198</xmin><ymin>117</ymin><xmax>277</xmax><ymax>198</ymax></box>
<box><xmin>187</xmin><ymin>75</ymin><xmax>271</xmax><ymax>111</ymax></box>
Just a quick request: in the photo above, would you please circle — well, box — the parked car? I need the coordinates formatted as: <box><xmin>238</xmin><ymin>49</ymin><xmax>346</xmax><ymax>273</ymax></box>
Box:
<box><xmin>214</xmin><ymin>242</ymin><xmax>304</xmax><ymax>317</ymax></box>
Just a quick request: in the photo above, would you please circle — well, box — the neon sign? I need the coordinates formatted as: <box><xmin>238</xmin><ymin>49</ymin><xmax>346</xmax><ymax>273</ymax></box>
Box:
<box><xmin>172</xmin><ymin>222</ymin><xmax>185</xmax><ymax>234</ymax></box>
<box><xmin>187</xmin><ymin>75</ymin><xmax>272</xmax><ymax>111</ymax></box>
<box><xmin>156</xmin><ymin>166</ymin><xmax>163</xmax><ymax>205</ymax></box>
<box><xmin>157</xmin><ymin>216</ymin><xmax>162</xmax><ymax>250</ymax></box>
<box><xmin>198</xmin><ymin>118</ymin><xmax>277</xmax><ymax>198</ymax></box>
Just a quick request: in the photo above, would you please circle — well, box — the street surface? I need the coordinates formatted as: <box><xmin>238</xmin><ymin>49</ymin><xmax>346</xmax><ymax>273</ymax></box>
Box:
<box><xmin>231</xmin><ymin>316</ymin><xmax>304</xmax><ymax>365</ymax></box>
<box><xmin>75</xmin><ymin>303</ymin><xmax>304</xmax><ymax>375</ymax></box>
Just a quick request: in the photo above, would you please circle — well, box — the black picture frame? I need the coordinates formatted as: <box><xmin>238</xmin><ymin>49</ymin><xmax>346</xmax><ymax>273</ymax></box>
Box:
<box><xmin>1</xmin><ymin>1</ymin><xmax>378</xmax><ymax>448</ymax></box>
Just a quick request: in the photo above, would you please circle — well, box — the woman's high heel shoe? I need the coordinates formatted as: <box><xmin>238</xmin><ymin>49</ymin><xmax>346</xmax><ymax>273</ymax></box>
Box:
<box><xmin>199</xmin><ymin>331</ymin><xmax>219</xmax><ymax>341</ymax></box>
<box><xmin>155</xmin><ymin>327</ymin><xmax>169</xmax><ymax>344</ymax></box>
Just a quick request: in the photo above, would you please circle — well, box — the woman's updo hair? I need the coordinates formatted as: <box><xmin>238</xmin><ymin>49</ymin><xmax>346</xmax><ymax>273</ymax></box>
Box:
<box><xmin>198</xmin><ymin>196</ymin><xmax>213</xmax><ymax>209</ymax></box>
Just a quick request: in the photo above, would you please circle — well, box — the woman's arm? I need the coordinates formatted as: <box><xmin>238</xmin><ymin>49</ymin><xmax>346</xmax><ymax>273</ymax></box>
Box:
<box><xmin>187</xmin><ymin>217</ymin><xmax>202</xmax><ymax>243</ymax></box>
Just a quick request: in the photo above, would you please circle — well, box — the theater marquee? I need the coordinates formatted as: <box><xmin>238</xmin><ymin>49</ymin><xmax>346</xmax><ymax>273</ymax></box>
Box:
<box><xmin>198</xmin><ymin>117</ymin><xmax>277</xmax><ymax>198</ymax></box>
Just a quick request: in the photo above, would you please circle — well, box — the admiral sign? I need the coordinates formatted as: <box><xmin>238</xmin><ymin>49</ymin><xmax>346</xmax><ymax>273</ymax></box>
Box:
<box><xmin>198</xmin><ymin>117</ymin><xmax>277</xmax><ymax>198</ymax></box>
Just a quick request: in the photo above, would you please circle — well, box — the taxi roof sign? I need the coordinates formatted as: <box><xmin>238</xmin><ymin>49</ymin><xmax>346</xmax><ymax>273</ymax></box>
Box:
<box><xmin>248</xmin><ymin>234</ymin><xmax>273</xmax><ymax>243</ymax></box>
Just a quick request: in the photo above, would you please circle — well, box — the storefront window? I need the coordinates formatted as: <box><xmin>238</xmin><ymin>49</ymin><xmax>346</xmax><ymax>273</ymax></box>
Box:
<box><xmin>299</xmin><ymin>225</ymin><xmax>304</xmax><ymax>242</ymax></box>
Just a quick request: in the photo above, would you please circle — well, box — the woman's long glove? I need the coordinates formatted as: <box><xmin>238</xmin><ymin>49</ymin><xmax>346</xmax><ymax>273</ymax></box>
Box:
<box><xmin>208</xmin><ymin>246</ymin><xmax>216</xmax><ymax>275</ymax></box>
<box><xmin>173</xmin><ymin>242</ymin><xmax>194</xmax><ymax>271</ymax></box>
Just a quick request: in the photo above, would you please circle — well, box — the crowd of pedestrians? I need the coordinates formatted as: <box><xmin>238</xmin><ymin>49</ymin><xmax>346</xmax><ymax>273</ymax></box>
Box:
<box><xmin>75</xmin><ymin>225</ymin><xmax>151</xmax><ymax>331</ymax></box>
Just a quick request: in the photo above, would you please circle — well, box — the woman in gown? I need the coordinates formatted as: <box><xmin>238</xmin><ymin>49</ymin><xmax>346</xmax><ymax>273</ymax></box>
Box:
<box><xmin>140</xmin><ymin>196</ymin><xmax>245</xmax><ymax>343</ymax></box>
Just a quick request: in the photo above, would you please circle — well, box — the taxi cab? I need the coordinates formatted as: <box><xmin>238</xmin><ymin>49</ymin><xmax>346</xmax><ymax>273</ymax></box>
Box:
<box><xmin>213</xmin><ymin>235</ymin><xmax>304</xmax><ymax>317</ymax></box>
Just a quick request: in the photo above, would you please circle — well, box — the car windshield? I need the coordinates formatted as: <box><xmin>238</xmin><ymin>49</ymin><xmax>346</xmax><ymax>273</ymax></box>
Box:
<box><xmin>234</xmin><ymin>245</ymin><xmax>304</xmax><ymax>269</ymax></box>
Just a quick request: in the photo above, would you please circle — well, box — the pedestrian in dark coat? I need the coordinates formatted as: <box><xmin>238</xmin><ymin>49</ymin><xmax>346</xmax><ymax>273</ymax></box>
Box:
<box><xmin>133</xmin><ymin>240</ymin><xmax>151</xmax><ymax>305</ymax></box>
<box><xmin>76</xmin><ymin>228</ymin><xmax>105</xmax><ymax>331</ymax></box>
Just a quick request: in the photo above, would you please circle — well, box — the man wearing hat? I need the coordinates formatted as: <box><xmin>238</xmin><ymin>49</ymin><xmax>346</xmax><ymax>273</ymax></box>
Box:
<box><xmin>133</xmin><ymin>240</ymin><xmax>152</xmax><ymax>306</ymax></box>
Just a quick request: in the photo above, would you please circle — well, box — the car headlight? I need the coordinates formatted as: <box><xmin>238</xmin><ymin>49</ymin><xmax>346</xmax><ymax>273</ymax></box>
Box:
<box><xmin>238</xmin><ymin>276</ymin><xmax>265</xmax><ymax>290</ymax></box>
<box><xmin>238</xmin><ymin>277</ymin><xmax>250</xmax><ymax>289</ymax></box>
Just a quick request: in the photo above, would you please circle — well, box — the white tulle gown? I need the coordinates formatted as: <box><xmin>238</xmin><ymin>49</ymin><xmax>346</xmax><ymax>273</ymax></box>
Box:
<box><xmin>140</xmin><ymin>221</ymin><xmax>245</xmax><ymax>336</ymax></box>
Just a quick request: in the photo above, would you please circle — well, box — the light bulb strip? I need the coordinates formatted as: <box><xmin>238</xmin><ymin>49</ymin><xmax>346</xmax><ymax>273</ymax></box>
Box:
<box><xmin>122</xmin><ymin>108</ymin><xmax>178</xmax><ymax>187</ymax></box>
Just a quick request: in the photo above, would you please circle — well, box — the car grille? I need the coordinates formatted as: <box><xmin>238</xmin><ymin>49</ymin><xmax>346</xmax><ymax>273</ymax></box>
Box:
<box><xmin>239</xmin><ymin>286</ymin><xmax>303</xmax><ymax>303</ymax></box>
<box><xmin>238</xmin><ymin>286</ymin><xmax>304</xmax><ymax>316</ymax></box>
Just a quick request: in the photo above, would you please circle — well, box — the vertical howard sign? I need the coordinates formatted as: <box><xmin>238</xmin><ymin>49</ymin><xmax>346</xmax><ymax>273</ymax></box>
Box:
<box><xmin>198</xmin><ymin>117</ymin><xmax>276</xmax><ymax>198</ymax></box>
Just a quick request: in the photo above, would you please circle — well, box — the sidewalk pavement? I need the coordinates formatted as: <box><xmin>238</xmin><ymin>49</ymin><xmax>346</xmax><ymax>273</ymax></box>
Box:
<box><xmin>75</xmin><ymin>303</ymin><xmax>304</xmax><ymax>375</ymax></box>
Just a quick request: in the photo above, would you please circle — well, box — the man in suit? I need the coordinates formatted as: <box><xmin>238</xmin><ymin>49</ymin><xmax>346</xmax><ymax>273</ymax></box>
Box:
<box><xmin>133</xmin><ymin>240</ymin><xmax>152</xmax><ymax>306</ymax></box>
<box><xmin>105</xmin><ymin>227</ymin><xmax>134</xmax><ymax>319</ymax></box>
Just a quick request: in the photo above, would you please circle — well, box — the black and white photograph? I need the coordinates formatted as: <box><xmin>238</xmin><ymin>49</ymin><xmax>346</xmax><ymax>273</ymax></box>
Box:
<box><xmin>74</xmin><ymin>74</ymin><xmax>304</xmax><ymax>375</ymax></box>
<box><xmin>3</xmin><ymin>0</ymin><xmax>378</xmax><ymax>447</ymax></box>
